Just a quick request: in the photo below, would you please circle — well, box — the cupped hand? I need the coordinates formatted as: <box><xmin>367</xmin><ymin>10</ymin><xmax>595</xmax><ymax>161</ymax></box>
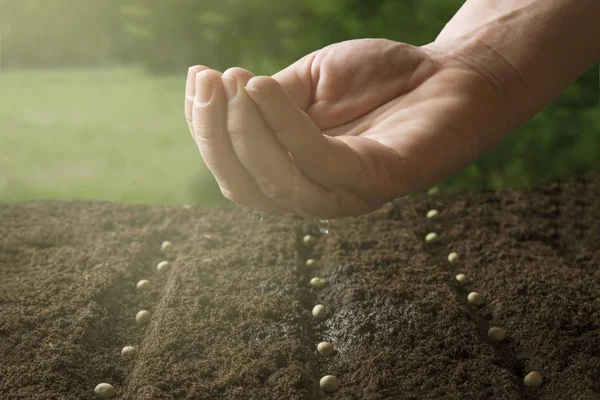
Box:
<box><xmin>185</xmin><ymin>38</ymin><xmax>511</xmax><ymax>218</ymax></box>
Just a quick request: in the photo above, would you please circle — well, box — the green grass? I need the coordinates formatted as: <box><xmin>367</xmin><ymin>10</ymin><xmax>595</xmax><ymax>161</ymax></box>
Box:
<box><xmin>0</xmin><ymin>67</ymin><xmax>225</xmax><ymax>205</ymax></box>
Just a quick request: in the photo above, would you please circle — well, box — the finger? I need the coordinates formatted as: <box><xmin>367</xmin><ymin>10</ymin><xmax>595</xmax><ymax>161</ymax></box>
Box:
<box><xmin>271</xmin><ymin>51</ymin><xmax>317</xmax><ymax>112</ymax></box>
<box><xmin>185</xmin><ymin>65</ymin><xmax>209</xmax><ymax>141</ymax></box>
<box><xmin>191</xmin><ymin>70</ymin><xmax>288</xmax><ymax>212</ymax></box>
<box><xmin>224</xmin><ymin>75</ymin><xmax>358</xmax><ymax>217</ymax></box>
<box><xmin>244</xmin><ymin>76</ymin><xmax>363</xmax><ymax>189</ymax></box>
<box><xmin>222</xmin><ymin>67</ymin><xmax>254</xmax><ymax>84</ymax></box>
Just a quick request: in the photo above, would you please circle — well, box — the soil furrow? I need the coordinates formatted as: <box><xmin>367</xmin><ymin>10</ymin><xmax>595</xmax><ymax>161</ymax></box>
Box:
<box><xmin>0</xmin><ymin>202</ymin><xmax>176</xmax><ymax>399</ymax></box>
<box><xmin>1</xmin><ymin>175</ymin><xmax>599</xmax><ymax>399</ymax></box>
<box><xmin>117</xmin><ymin>209</ymin><xmax>324</xmax><ymax>399</ymax></box>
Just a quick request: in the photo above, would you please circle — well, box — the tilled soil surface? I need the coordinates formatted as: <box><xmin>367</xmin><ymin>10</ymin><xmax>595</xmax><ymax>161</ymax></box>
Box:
<box><xmin>1</xmin><ymin>176</ymin><xmax>599</xmax><ymax>400</ymax></box>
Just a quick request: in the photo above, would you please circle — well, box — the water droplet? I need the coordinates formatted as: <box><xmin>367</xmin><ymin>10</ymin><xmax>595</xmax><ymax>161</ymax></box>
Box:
<box><xmin>251</xmin><ymin>209</ymin><xmax>264</xmax><ymax>222</ymax></box>
<box><xmin>319</xmin><ymin>219</ymin><xmax>329</xmax><ymax>235</ymax></box>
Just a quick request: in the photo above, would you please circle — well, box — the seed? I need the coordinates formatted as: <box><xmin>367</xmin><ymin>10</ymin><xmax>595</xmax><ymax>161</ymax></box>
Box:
<box><xmin>136</xmin><ymin>280</ymin><xmax>151</xmax><ymax>290</ymax></box>
<box><xmin>455</xmin><ymin>274</ymin><xmax>467</xmax><ymax>284</ymax></box>
<box><xmin>523</xmin><ymin>371</ymin><xmax>543</xmax><ymax>387</ymax></box>
<box><xmin>94</xmin><ymin>383</ymin><xmax>117</xmax><ymax>399</ymax></box>
<box><xmin>312</xmin><ymin>304</ymin><xmax>327</xmax><ymax>320</ymax></box>
<box><xmin>303</xmin><ymin>234</ymin><xmax>317</xmax><ymax>248</ymax></box>
<box><xmin>467</xmin><ymin>292</ymin><xmax>483</xmax><ymax>305</ymax></box>
<box><xmin>306</xmin><ymin>259</ymin><xmax>318</xmax><ymax>268</ymax></box>
<box><xmin>320</xmin><ymin>375</ymin><xmax>339</xmax><ymax>393</ymax></box>
<box><xmin>426</xmin><ymin>209</ymin><xmax>439</xmax><ymax>219</ymax></box>
<box><xmin>448</xmin><ymin>252</ymin><xmax>459</xmax><ymax>263</ymax></box>
<box><xmin>310</xmin><ymin>277</ymin><xmax>326</xmax><ymax>289</ymax></box>
<box><xmin>317</xmin><ymin>342</ymin><xmax>334</xmax><ymax>356</ymax></box>
<box><xmin>156</xmin><ymin>260</ymin><xmax>170</xmax><ymax>273</ymax></box>
<box><xmin>488</xmin><ymin>327</ymin><xmax>506</xmax><ymax>342</ymax></box>
<box><xmin>183</xmin><ymin>204</ymin><xmax>191</xmax><ymax>209</ymax></box>
<box><xmin>136</xmin><ymin>310</ymin><xmax>151</xmax><ymax>325</ymax></box>
<box><xmin>161</xmin><ymin>241</ymin><xmax>172</xmax><ymax>251</ymax></box>
<box><xmin>425</xmin><ymin>232</ymin><xmax>438</xmax><ymax>242</ymax></box>
<box><xmin>121</xmin><ymin>346</ymin><xmax>136</xmax><ymax>357</ymax></box>
<box><xmin>428</xmin><ymin>187</ymin><xmax>440</xmax><ymax>196</ymax></box>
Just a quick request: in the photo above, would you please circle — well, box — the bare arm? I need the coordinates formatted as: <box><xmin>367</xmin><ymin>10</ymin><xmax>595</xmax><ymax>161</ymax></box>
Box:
<box><xmin>429</xmin><ymin>0</ymin><xmax>600</xmax><ymax>130</ymax></box>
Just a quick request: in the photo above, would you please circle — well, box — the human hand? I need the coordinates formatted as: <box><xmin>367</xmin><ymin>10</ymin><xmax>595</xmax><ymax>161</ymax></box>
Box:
<box><xmin>185</xmin><ymin>39</ymin><xmax>511</xmax><ymax>218</ymax></box>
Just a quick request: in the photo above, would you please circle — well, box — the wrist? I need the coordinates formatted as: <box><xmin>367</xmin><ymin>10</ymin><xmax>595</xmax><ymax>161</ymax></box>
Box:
<box><xmin>431</xmin><ymin>0</ymin><xmax>600</xmax><ymax>130</ymax></box>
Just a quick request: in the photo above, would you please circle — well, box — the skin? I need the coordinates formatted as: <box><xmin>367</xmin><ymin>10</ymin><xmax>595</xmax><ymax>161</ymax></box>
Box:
<box><xmin>185</xmin><ymin>0</ymin><xmax>600</xmax><ymax>219</ymax></box>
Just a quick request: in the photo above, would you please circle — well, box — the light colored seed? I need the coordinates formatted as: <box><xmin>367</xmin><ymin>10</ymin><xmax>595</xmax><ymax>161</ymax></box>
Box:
<box><xmin>182</xmin><ymin>204</ymin><xmax>191</xmax><ymax>209</ymax></box>
<box><xmin>310</xmin><ymin>277</ymin><xmax>326</xmax><ymax>289</ymax></box>
<box><xmin>156</xmin><ymin>260</ymin><xmax>170</xmax><ymax>273</ymax></box>
<box><xmin>426</xmin><ymin>209</ymin><xmax>439</xmax><ymax>219</ymax></box>
<box><xmin>121</xmin><ymin>346</ymin><xmax>136</xmax><ymax>357</ymax></box>
<box><xmin>428</xmin><ymin>187</ymin><xmax>440</xmax><ymax>196</ymax></box>
<box><xmin>488</xmin><ymin>327</ymin><xmax>507</xmax><ymax>342</ymax></box>
<box><xmin>425</xmin><ymin>232</ymin><xmax>438</xmax><ymax>242</ymax></box>
<box><xmin>455</xmin><ymin>274</ymin><xmax>467</xmax><ymax>284</ymax></box>
<box><xmin>136</xmin><ymin>310</ymin><xmax>151</xmax><ymax>325</ymax></box>
<box><xmin>312</xmin><ymin>304</ymin><xmax>327</xmax><ymax>320</ymax></box>
<box><xmin>467</xmin><ymin>292</ymin><xmax>483</xmax><ymax>305</ymax></box>
<box><xmin>523</xmin><ymin>371</ymin><xmax>543</xmax><ymax>387</ymax></box>
<box><xmin>317</xmin><ymin>342</ymin><xmax>334</xmax><ymax>356</ymax></box>
<box><xmin>136</xmin><ymin>280</ymin><xmax>151</xmax><ymax>290</ymax></box>
<box><xmin>94</xmin><ymin>383</ymin><xmax>117</xmax><ymax>398</ymax></box>
<box><xmin>160</xmin><ymin>241</ymin><xmax>172</xmax><ymax>251</ymax></box>
<box><xmin>306</xmin><ymin>259</ymin><xmax>318</xmax><ymax>268</ymax></box>
<box><xmin>320</xmin><ymin>375</ymin><xmax>339</xmax><ymax>393</ymax></box>
<box><xmin>303</xmin><ymin>234</ymin><xmax>317</xmax><ymax>248</ymax></box>
<box><xmin>448</xmin><ymin>252</ymin><xmax>459</xmax><ymax>263</ymax></box>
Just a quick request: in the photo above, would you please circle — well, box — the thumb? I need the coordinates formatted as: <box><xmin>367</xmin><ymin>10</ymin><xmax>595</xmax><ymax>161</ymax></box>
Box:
<box><xmin>270</xmin><ymin>51</ymin><xmax>318</xmax><ymax>112</ymax></box>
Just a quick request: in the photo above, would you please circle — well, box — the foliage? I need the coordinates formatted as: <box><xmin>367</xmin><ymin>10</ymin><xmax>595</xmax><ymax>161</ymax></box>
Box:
<box><xmin>0</xmin><ymin>0</ymin><xmax>598</xmax><ymax>203</ymax></box>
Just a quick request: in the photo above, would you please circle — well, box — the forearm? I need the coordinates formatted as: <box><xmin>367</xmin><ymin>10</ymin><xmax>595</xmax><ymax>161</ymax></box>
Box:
<box><xmin>432</xmin><ymin>0</ymin><xmax>600</xmax><ymax>130</ymax></box>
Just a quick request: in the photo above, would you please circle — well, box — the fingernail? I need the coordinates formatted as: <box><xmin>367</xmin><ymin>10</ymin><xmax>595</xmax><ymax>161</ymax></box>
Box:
<box><xmin>195</xmin><ymin>73</ymin><xmax>213</xmax><ymax>105</ymax></box>
<box><xmin>222</xmin><ymin>76</ymin><xmax>237</xmax><ymax>100</ymax></box>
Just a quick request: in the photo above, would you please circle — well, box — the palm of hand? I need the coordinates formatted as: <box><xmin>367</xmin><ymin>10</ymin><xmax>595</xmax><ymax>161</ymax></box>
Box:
<box><xmin>187</xmin><ymin>39</ymin><xmax>506</xmax><ymax>218</ymax></box>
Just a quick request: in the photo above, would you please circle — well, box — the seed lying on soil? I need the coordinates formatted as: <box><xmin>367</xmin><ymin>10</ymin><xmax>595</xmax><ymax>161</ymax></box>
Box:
<box><xmin>523</xmin><ymin>371</ymin><xmax>543</xmax><ymax>387</ymax></box>
<box><xmin>426</xmin><ymin>209</ymin><xmax>439</xmax><ymax>219</ymax></box>
<box><xmin>310</xmin><ymin>277</ymin><xmax>326</xmax><ymax>289</ymax></box>
<box><xmin>136</xmin><ymin>279</ymin><xmax>151</xmax><ymax>290</ymax></box>
<box><xmin>425</xmin><ymin>232</ymin><xmax>438</xmax><ymax>242</ymax></box>
<box><xmin>317</xmin><ymin>342</ymin><xmax>334</xmax><ymax>356</ymax></box>
<box><xmin>136</xmin><ymin>310</ymin><xmax>151</xmax><ymax>325</ymax></box>
<box><xmin>161</xmin><ymin>241</ymin><xmax>172</xmax><ymax>251</ymax></box>
<box><xmin>156</xmin><ymin>260</ymin><xmax>170</xmax><ymax>273</ymax></box>
<box><xmin>488</xmin><ymin>327</ymin><xmax>507</xmax><ymax>342</ymax></box>
<box><xmin>320</xmin><ymin>375</ymin><xmax>339</xmax><ymax>393</ymax></box>
<box><xmin>94</xmin><ymin>383</ymin><xmax>116</xmax><ymax>399</ymax></box>
<box><xmin>312</xmin><ymin>304</ymin><xmax>327</xmax><ymax>320</ymax></box>
<box><xmin>121</xmin><ymin>346</ymin><xmax>136</xmax><ymax>357</ymax></box>
<box><xmin>303</xmin><ymin>235</ymin><xmax>317</xmax><ymax>248</ymax></box>
<box><xmin>306</xmin><ymin>259</ymin><xmax>318</xmax><ymax>268</ymax></box>
<box><xmin>428</xmin><ymin>187</ymin><xmax>440</xmax><ymax>196</ymax></box>
<box><xmin>455</xmin><ymin>274</ymin><xmax>467</xmax><ymax>284</ymax></box>
<box><xmin>448</xmin><ymin>252</ymin><xmax>459</xmax><ymax>263</ymax></box>
<box><xmin>467</xmin><ymin>292</ymin><xmax>483</xmax><ymax>305</ymax></box>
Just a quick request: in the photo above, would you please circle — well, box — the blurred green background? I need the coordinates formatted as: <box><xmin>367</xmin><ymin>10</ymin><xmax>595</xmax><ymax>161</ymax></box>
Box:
<box><xmin>1</xmin><ymin>0</ymin><xmax>598</xmax><ymax>206</ymax></box>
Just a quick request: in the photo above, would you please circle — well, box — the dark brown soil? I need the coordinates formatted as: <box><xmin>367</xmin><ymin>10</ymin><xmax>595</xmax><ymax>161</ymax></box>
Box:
<box><xmin>1</xmin><ymin>175</ymin><xmax>599</xmax><ymax>400</ymax></box>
